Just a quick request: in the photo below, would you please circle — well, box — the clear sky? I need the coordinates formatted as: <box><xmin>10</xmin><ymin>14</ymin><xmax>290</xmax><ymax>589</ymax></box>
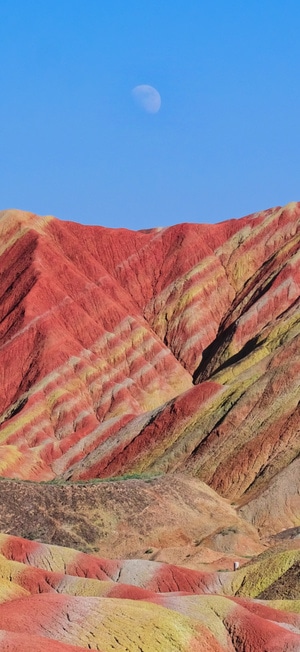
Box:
<box><xmin>1</xmin><ymin>1</ymin><xmax>300</xmax><ymax>230</ymax></box>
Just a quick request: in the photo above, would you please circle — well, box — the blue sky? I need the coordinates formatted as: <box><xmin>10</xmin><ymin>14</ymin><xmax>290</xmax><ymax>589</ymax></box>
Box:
<box><xmin>1</xmin><ymin>1</ymin><xmax>300</xmax><ymax>229</ymax></box>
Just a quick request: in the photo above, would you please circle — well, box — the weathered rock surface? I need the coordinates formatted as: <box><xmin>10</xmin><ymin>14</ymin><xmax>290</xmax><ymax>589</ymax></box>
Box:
<box><xmin>0</xmin><ymin>534</ymin><xmax>299</xmax><ymax>651</ymax></box>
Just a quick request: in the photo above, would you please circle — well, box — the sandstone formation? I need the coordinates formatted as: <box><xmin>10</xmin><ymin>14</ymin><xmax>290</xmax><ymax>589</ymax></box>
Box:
<box><xmin>0</xmin><ymin>203</ymin><xmax>299</xmax><ymax>650</ymax></box>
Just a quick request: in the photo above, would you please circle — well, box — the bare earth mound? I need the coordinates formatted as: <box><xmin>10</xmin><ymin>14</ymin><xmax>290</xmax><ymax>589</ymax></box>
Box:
<box><xmin>0</xmin><ymin>474</ymin><xmax>263</xmax><ymax>564</ymax></box>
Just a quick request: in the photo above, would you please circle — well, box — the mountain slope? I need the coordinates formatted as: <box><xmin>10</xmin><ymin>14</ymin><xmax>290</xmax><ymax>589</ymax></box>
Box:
<box><xmin>0</xmin><ymin>203</ymin><xmax>299</xmax><ymax>651</ymax></box>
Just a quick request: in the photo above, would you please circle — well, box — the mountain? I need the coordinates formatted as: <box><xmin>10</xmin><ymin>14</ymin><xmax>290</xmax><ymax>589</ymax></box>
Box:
<box><xmin>0</xmin><ymin>202</ymin><xmax>299</xmax><ymax>650</ymax></box>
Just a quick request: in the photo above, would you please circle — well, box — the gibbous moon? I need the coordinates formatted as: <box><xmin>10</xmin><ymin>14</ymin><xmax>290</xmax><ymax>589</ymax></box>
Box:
<box><xmin>132</xmin><ymin>85</ymin><xmax>161</xmax><ymax>113</ymax></box>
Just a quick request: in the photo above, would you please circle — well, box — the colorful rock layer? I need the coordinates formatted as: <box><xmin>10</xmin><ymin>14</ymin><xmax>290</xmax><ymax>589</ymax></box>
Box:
<box><xmin>0</xmin><ymin>203</ymin><xmax>299</xmax><ymax>650</ymax></box>
<box><xmin>0</xmin><ymin>534</ymin><xmax>299</xmax><ymax>651</ymax></box>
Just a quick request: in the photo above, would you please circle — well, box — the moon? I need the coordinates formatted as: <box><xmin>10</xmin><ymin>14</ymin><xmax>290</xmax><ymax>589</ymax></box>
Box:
<box><xmin>132</xmin><ymin>85</ymin><xmax>161</xmax><ymax>114</ymax></box>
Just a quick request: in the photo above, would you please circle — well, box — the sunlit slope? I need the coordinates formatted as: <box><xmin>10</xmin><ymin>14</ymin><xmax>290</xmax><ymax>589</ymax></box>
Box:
<box><xmin>0</xmin><ymin>210</ymin><xmax>192</xmax><ymax>480</ymax></box>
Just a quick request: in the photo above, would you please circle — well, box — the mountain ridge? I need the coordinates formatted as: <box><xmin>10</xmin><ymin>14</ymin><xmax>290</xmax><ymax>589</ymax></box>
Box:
<box><xmin>0</xmin><ymin>203</ymin><xmax>298</xmax><ymax>500</ymax></box>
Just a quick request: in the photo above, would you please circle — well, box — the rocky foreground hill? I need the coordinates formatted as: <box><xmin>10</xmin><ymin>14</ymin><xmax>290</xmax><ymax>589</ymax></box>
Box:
<box><xmin>0</xmin><ymin>203</ymin><xmax>299</xmax><ymax>650</ymax></box>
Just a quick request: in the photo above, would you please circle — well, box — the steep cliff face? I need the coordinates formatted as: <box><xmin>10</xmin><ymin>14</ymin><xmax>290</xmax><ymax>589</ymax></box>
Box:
<box><xmin>0</xmin><ymin>203</ymin><xmax>299</xmax><ymax>518</ymax></box>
